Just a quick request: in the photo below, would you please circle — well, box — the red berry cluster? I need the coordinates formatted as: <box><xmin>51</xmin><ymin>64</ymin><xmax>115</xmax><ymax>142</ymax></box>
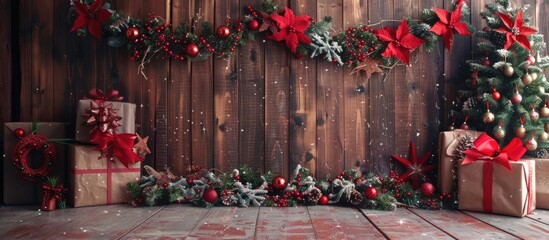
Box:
<box><xmin>336</xmin><ymin>171</ymin><xmax>354</xmax><ymax>181</ymax></box>
<box><xmin>246</xmin><ymin>5</ymin><xmax>258</xmax><ymax>18</ymax></box>
<box><xmin>265</xmin><ymin>194</ymin><xmax>290</xmax><ymax>207</ymax></box>
<box><xmin>342</xmin><ymin>26</ymin><xmax>378</xmax><ymax>65</ymax></box>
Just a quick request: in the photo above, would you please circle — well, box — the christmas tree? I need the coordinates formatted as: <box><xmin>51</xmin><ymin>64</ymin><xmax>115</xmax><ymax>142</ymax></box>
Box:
<box><xmin>453</xmin><ymin>0</ymin><xmax>549</xmax><ymax>153</ymax></box>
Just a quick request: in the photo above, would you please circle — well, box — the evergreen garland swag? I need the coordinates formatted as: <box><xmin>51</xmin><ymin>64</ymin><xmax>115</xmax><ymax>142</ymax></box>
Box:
<box><xmin>69</xmin><ymin>0</ymin><xmax>472</xmax><ymax>78</ymax></box>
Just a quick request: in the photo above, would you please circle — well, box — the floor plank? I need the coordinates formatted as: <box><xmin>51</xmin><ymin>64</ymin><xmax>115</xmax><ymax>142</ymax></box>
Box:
<box><xmin>360</xmin><ymin>208</ymin><xmax>453</xmax><ymax>240</ymax></box>
<box><xmin>121</xmin><ymin>205</ymin><xmax>209</xmax><ymax>239</ymax></box>
<box><xmin>527</xmin><ymin>209</ymin><xmax>549</xmax><ymax>225</ymax></box>
<box><xmin>255</xmin><ymin>207</ymin><xmax>315</xmax><ymax>239</ymax></box>
<box><xmin>466</xmin><ymin>211</ymin><xmax>549</xmax><ymax>239</ymax></box>
<box><xmin>409</xmin><ymin>209</ymin><xmax>518</xmax><ymax>239</ymax></box>
<box><xmin>307</xmin><ymin>205</ymin><xmax>385</xmax><ymax>239</ymax></box>
<box><xmin>187</xmin><ymin>207</ymin><xmax>259</xmax><ymax>239</ymax></box>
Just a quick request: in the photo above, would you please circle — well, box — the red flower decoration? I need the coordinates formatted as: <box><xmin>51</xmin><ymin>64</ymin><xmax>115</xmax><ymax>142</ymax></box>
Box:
<box><xmin>70</xmin><ymin>0</ymin><xmax>113</xmax><ymax>40</ymax></box>
<box><xmin>374</xmin><ymin>19</ymin><xmax>425</xmax><ymax>65</ymax></box>
<box><xmin>391</xmin><ymin>141</ymin><xmax>436</xmax><ymax>189</ymax></box>
<box><xmin>268</xmin><ymin>8</ymin><xmax>312</xmax><ymax>53</ymax></box>
<box><xmin>430</xmin><ymin>6</ymin><xmax>471</xmax><ymax>51</ymax></box>
<box><xmin>495</xmin><ymin>10</ymin><xmax>537</xmax><ymax>51</ymax></box>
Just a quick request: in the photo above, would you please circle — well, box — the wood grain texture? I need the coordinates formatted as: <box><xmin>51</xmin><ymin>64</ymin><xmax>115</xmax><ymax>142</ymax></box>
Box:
<box><xmin>52</xmin><ymin>0</ymin><xmax>72</xmax><ymax>124</ymax></box>
<box><xmin>18</xmin><ymin>0</ymin><xmax>33</xmax><ymax>121</ymax></box>
<box><xmin>0</xmin><ymin>0</ymin><xmax>11</xmax><ymax>124</ymax></box>
<box><xmin>528</xmin><ymin>209</ymin><xmax>549</xmax><ymax>225</ymax></box>
<box><xmin>187</xmin><ymin>207</ymin><xmax>259</xmax><ymax>238</ymax></box>
<box><xmin>255</xmin><ymin>207</ymin><xmax>315</xmax><ymax>239</ymax></box>
<box><xmin>308</xmin><ymin>205</ymin><xmax>385</xmax><ymax>239</ymax></box>
<box><xmin>465</xmin><ymin>211</ymin><xmax>549</xmax><ymax>239</ymax></box>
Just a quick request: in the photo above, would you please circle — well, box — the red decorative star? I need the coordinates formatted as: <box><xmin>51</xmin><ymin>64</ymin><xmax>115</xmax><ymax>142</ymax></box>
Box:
<box><xmin>391</xmin><ymin>141</ymin><xmax>436</xmax><ymax>189</ymax></box>
<box><xmin>268</xmin><ymin>7</ymin><xmax>312</xmax><ymax>53</ymax></box>
<box><xmin>495</xmin><ymin>10</ymin><xmax>537</xmax><ymax>51</ymax></box>
<box><xmin>430</xmin><ymin>5</ymin><xmax>471</xmax><ymax>51</ymax></box>
<box><xmin>373</xmin><ymin>19</ymin><xmax>425</xmax><ymax>65</ymax></box>
<box><xmin>70</xmin><ymin>0</ymin><xmax>113</xmax><ymax>40</ymax></box>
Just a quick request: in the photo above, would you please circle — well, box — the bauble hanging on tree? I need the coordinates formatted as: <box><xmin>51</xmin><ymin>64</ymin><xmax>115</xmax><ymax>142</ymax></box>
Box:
<box><xmin>125</xmin><ymin>27</ymin><xmax>140</xmax><ymax>41</ymax></box>
<box><xmin>421</xmin><ymin>182</ymin><xmax>435</xmax><ymax>197</ymax></box>
<box><xmin>492</xmin><ymin>90</ymin><xmax>501</xmax><ymax>101</ymax></box>
<box><xmin>364</xmin><ymin>187</ymin><xmax>378</xmax><ymax>200</ymax></box>
<box><xmin>511</xmin><ymin>92</ymin><xmax>522</xmax><ymax>104</ymax></box>
<box><xmin>516</xmin><ymin>125</ymin><xmax>527</xmax><ymax>138</ymax></box>
<box><xmin>186</xmin><ymin>43</ymin><xmax>200</xmax><ymax>57</ymax></box>
<box><xmin>494</xmin><ymin>126</ymin><xmax>505</xmax><ymax>140</ymax></box>
<box><xmin>272</xmin><ymin>176</ymin><xmax>287</xmax><ymax>191</ymax></box>
<box><xmin>530</xmin><ymin>108</ymin><xmax>540</xmax><ymax>121</ymax></box>
<box><xmin>483</xmin><ymin>110</ymin><xmax>495</xmax><ymax>123</ymax></box>
<box><xmin>539</xmin><ymin>131</ymin><xmax>549</xmax><ymax>142</ymax></box>
<box><xmin>216</xmin><ymin>25</ymin><xmax>231</xmax><ymax>39</ymax></box>
<box><xmin>526</xmin><ymin>138</ymin><xmax>538</xmax><ymax>151</ymax></box>
<box><xmin>526</xmin><ymin>55</ymin><xmax>536</xmax><ymax>65</ymax></box>
<box><xmin>482</xmin><ymin>57</ymin><xmax>491</xmax><ymax>66</ymax></box>
<box><xmin>502</xmin><ymin>65</ymin><xmax>514</xmax><ymax>77</ymax></box>
<box><xmin>531</xmin><ymin>72</ymin><xmax>538</xmax><ymax>81</ymax></box>
<box><xmin>540</xmin><ymin>105</ymin><xmax>549</xmax><ymax>118</ymax></box>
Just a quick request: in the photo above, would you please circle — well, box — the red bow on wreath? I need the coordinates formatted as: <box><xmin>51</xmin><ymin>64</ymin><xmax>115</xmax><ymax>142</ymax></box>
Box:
<box><xmin>374</xmin><ymin>19</ymin><xmax>425</xmax><ymax>65</ymax></box>
<box><xmin>87</xmin><ymin>88</ymin><xmax>124</xmax><ymax>105</ymax></box>
<box><xmin>90</xmin><ymin>129</ymin><xmax>142</xmax><ymax>168</ymax></box>
<box><xmin>462</xmin><ymin>133</ymin><xmax>526</xmax><ymax>170</ymax></box>
<box><xmin>42</xmin><ymin>183</ymin><xmax>66</xmax><ymax>201</ymax></box>
<box><xmin>430</xmin><ymin>5</ymin><xmax>471</xmax><ymax>51</ymax></box>
<box><xmin>495</xmin><ymin>10</ymin><xmax>537</xmax><ymax>51</ymax></box>
<box><xmin>70</xmin><ymin>0</ymin><xmax>113</xmax><ymax>40</ymax></box>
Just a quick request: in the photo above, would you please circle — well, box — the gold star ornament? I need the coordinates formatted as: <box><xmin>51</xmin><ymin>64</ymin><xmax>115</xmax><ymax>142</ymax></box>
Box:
<box><xmin>350</xmin><ymin>56</ymin><xmax>383</xmax><ymax>79</ymax></box>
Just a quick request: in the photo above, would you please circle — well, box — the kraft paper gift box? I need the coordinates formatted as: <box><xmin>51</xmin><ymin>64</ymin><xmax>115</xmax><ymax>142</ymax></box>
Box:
<box><xmin>521</xmin><ymin>156</ymin><xmax>549</xmax><ymax>209</ymax></box>
<box><xmin>75</xmin><ymin>99</ymin><xmax>136</xmax><ymax>143</ymax></box>
<box><xmin>458</xmin><ymin>159</ymin><xmax>536</xmax><ymax>217</ymax></box>
<box><xmin>437</xmin><ymin>130</ymin><xmax>483</xmax><ymax>194</ymax></box>
<box><xmin>68</xmin><ymin>144</ymin><xmax>140</xmax><ymax>207</ymax></box>
<box><xmin>3</xmin><ymin>122</ymin><xmax>67</xmax><ymax>204</ymax></box>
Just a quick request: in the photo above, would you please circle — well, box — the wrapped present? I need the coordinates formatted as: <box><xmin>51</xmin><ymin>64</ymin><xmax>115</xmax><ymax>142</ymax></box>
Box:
<box><xmin>522</xmin><ymin>156</ymin><xmax>549</xmax><ymax>209</ymax></box>
<box><xmin>437</xmin><ymin>130</ymin><xmax>482</xmax><ymax>194</ymax></box>
<box><xmin>41</xmin><ymin>178</ymin><xmax>65</xmax><ymax>211</ymax></box>
<box><xmin>68</xmin><ymin>144</ymin><xmax>141</xmax><ymax>207</ymax></box>
<box><xmin>458</xmin><ymin>134</ymin><xmax>535</xmax><ymax>217</ymax></box>
<box><xmin>3</xmin><ymin>122</ymin><xmax>67</xmax><ymax>205</ymax></box>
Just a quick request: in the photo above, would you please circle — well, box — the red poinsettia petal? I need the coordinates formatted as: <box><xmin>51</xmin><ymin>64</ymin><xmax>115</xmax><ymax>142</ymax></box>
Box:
<box><xmin>396</xmin><ymin>19</ymin><xmax>410</xmax><ymax>40</ymax></box>
<box><xmin>504</xmin><ymin>33</ymin><xmax>514</xmax><ymax>49</ymax></box>
<box><xmin>495</xmin><ymin>27</ymin><xmax>508</xmax><ymax>34</ymax></box>
<box><xmin>442</xmin><ymin>28</ymin><xmax>454</xmax><ymax>50</ymax></box>
<box><xmin>268</xmin><ymin>29</ymin><xmax>288</xmax><ymax>41</ymax></box>
<box><xmin>285</xmin><ymin>33</ymin><xmax>299</xmax><ymax>53</ymax></box>
<box><xmin>297</xmin><ymin>32</ymin><xmax>312</xmax><ymax>44</ymax></box>
<box><xmin>271</xmin><ymin>11</ymin><xmax>289</xmax><ymax>30</ymax></box>
<box><xmin>390</xmin><ymin>44</ymin><xmax>411</xmax><ymax>64</ymax></box>
<box><xmin>433</xmin><ymin>8</ymin><xmax>450</xmax><ymax>24</ymax></box>
<box><xmin>283</xmin><ymin>7</ymin><xmax>295</xmax><ymax>24</ymax></box>
<box><xmin>450</xmin><ymin>5</ymin><xmax>462</xmax><ymax>24</ymax></box>
<box><xmin>88</xmin><ymin>19</ymin><xmax>103</xmax><ymax>40</ymax></box>
<box><xmin>497</xmin><ymin>12</ymin><xmax>514</xmax><ymax>30</ymax></box>
<box><xmin>96</xmin><ymin>9</ymin><xmax>112</xmax><ymax>23</ymax></box>
<box><xmin>374</xmin><ymin>27</ymin><xmax>396</xmax><ymax>42</ymax></box>
<box><xmin>73</xmin><ymin>0</ymin><xmax>89</xmax><ymax>17</ymax></box>
<box><xmin>293</xmin><ymin>16</ymin><xmax>311</xmax><ymax>32</ymax></box>
<box><xmin>70</xmin><ymin>15</ymin><xmax>90</xmax><ymax>32</ymax></box>
<box><xmin>514</xmin><ymin>10</ymin><xmax>524</xmax><ymax>28</ymax></box>
<box><xmin>519</xmin><ymin>25</ymin><xmax>537</xmax><ymax>36</ymax></box>
<box><xmin>90</xmin><ymin>0</ymin><xmax>103</xmax><ymax>12</ymax></box>
<box><xmin>453</xmin><ymin>22</ymin><xmax>471</xmax><ymax>35</ymax></box>
<box><xmin>515</xmin><ymin>34</ymin><xmax>532</xmax><ymax>51</ymax></box>
<box><xmin>381</xmin><ymin>44</ymin><xmax>394</xmax><ymax>58</ymax></box>
<box><xmin>430</xmin><ymin>22</ymin><xmax>448</xmax><ymax>36</ymax></box>
<box><xmin>400</xmin><ymin>34</ymin><xmax>424</xmax><ymax>50</ymax></box>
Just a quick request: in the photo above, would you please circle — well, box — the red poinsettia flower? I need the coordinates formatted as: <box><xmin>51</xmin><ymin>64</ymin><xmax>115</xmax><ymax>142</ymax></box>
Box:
<box><xmin>268</xmin><ymin>8</ymin><xmax>312</xmax><ymax>53</ymax></box>
<box><xmin>391</xmin><ymin>141</ymin><xmax>436</xmax><ymax>189</ymax></box>
<box><xmin>430</xmin><ymin>6</ymin><xmax>471</xmax><ymax>51</ymax></box>
<box><xmin>70</xmin><ymin>0</ymin><xmax>113</xmax><ymax>40</ymax></box>
<box><xmin>373</xmin><ymin>19</ymin><xmax>425</xmax><ymax>65</ymax></box>
<box><xmin>495</xmin><ymin>10</ymin><xmax>537</xmax><ymax>51</ymax></box>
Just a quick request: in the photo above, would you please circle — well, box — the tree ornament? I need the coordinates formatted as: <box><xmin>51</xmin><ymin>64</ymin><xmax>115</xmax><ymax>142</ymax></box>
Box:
<box><xmin>448</xmin><ymin>123</ymin><xmax>455</xmax><ymax>131</ymax></box>
<box><xmin>482</xmin><ymin>57</ymin><xmax>491</xmax><ymax>66</ymax></box>
<box><xmin>483</xmin><ymin>110</ymin><xmax>495</xmax><ymax>123</ymax></box>
<box><xmin>391</xmin><ymin>141</ymin><xmax>435</xmax><ymax>189</ymax></box>
<box><xmin>522</xmin><ymin>74</ymin><xmax>533</xmax><ymax>85</ymax></box>
<box><xmin>186</xmin><ymin>43</ymin><xmax>200</xmax><ymax>57</ymax></box>
<box><xmin>202</xmin><ymin>188</ymin><xmax>218</xmax><ymax>204</ymax></box>
<box><xmin>374</xmin><ymin>19</ymin><xmax>425</xmax><ymax>65</ymax></box>
<box><xmin>526</xmin><ymin>138</ymin><xmax>538</xmax><ymax>151</ymax></box>
<box><xmin>515</xmin><ymin>125</ymin><xmax>527</xmax><ymax>138</ymax></box>
<box><xmin>460</xmin><ymin>122</ymin><xmax>469</xmax><ymax>130</ymax></box>
<box><xmin>216</xmin><ymin>25</ymin><xmax>231</xmax><ymax>39</ymax></box>
<box><xmin>492</xmin><ymin>90</ymin><xmax>501</xmax><ymax>101</ymax></box>
<box><xmin>421</xmin><ymin>182</ymin><xmax>435</xmax><ymax>197</ymax></box>
<box><xmin>13</xmin><ymin>128</ymin><xmax>25</xmax><ymax>138</ymax></box>
<box><xmin>318</xmin><ymin>195</ymin><xmax>329</xmax><ymax>205</ymax></box>
<box><xmin>539</xmin><ymin>132</ymin><xmax>549</xmax><ymax>142</ymax></box>
<box><xmin>526</xmin><ymin>55</ymin><xmax>536</xmax><ymax>65</ymax></box>
<box><xmin>494</xmin><ymin>126</ymin><xmax>505</xmax><ymax>140</ymax></box>
<box><xmin>364</xmin><ymin>187</ymin><xmax>378</xmax><ymax>200</ymax></box>
<box><xmin>530</xmin><ymin>108</ymin><xmax>540</xmax><ymax>121</ymax></box>
<box><xmin>530</xmin><ymin>72</ymin><xmax>538</xmax><ymax>81</ymax></box>
<box><xmin>272</xmin><ymin>176</ymin><xmax>287</xmax><ymax>191</ymax></box>
<box><xmin>125</xmin><ymin>27</ymin><xmax>140</xmax><ymax>41</ymax></box>
<box><xmin>541</xmin><ymin>106</ymin><xmax>549</xmax><ymax>118</ymax></box>
<box><xmin>495</xmin><ymin>10</ymin><xmax>537</xmax><ymax>51</ymax></box>
<box><xmin>247</xmin><ymin>19</ymin><xmax>260</xmax><ymax>31</ymax></box>
<box><xmin>511</xmin><ymin>92</ymin><xmax>522</xmax><ymax>104</ymax></box>
<box><xmin>502</xmin><ymin>65</ymin><xmax>514</xmax><ymax>77</ymax></box>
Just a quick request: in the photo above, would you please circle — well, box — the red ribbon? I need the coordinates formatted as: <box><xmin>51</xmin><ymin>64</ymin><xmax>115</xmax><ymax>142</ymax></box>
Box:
<box><xmin>87</xmin><ymin>88</ymin><xmax>124</xmax><ymax>105</ymax></box>
<box><xmin>90</xmin><ymin>129</ymin><xmax>142</xmax><ymax>168</ymax></box>
<box><xmin>42</xmin><ymin>184</ymin><xmax>65</xmax><ymax>201</ymax></box>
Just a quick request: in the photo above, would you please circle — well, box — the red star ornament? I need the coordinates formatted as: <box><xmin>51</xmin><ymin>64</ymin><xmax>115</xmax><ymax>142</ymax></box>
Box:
<box><xmin>70</xmin><ymin>0</ymin><xmax>113</xmax><ymax>40</ymax></box>
<box><xmin>430</xmin><ymin>5</ymin><xmax>471</xmax><ymax>51</ymax></box>
<box><xmin>391</xmin><ymin>141</ymin><xmax>436</xmax><ymax>189</ymax></box>
<box><xmin>495</xmin><ymin>10</ymin><xmax>537</xmax><ymax>51</ymax></box>
<box><xmin>373</xmin><ymin>19</ymin><xmax>425</xmax><ymax>65</ymax></box>
<box><xmin>268</xmin><ymin>8</ymin><xmax>312</xmax><ymax>53</ymax></box>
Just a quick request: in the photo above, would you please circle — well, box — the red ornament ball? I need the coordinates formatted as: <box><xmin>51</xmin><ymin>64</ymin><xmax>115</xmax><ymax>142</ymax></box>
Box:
<box><xmin>216</xmin><ymin>25</ymin><xmax>231</xmax><ymax>39</ymax></box>
<box><xmin>13</xmin><ymin>128</ymin><xmax>25</xmax><ymax>138</ymax></box>
<box><xmin>511</xmin><ymin>92</ymin><xmax>523</xmax><ymax>104</ymax></box>
<box><xmin>364</xmin><ymin>187</ymin><xmax>378</xmax><ymax>200</ymax></box>
<box><xmin>202</xmin><ymin>188</ymin><xmax>218</xmax><ymax>203</ymax></box>
<box><xmin>318</xmin><ymin>195</ymin><xmax>329</xmax><ymax>205</ymax></box>
<box><xmin>492</xmin><ymin>90</ymin><xmax>501</xmax><ymax>101</ymax></box>
<box><xmin>247</xmin><ymin>19</ymin><xmax>260</xmax><ymax>31</ymax></box>
<box><xmin>272</xmin><ymin>176</ymin><xmax>287</xmax><ymax>191</ymax></box>
<box><xmin>421</xmin><ymin>182</ymin><xmax>435</xmax><ymax>197</ymax></box>
<box><xmin>125</xmin><ymin>27</ymin><xmax>140</xmax><ymax>41</ymax></box>
<box><xmin>482</xmin><ymin>57</ymin><xmax>491</xmax><ymax>66</ymax></box>
<box><xmin>526</xmin><ymin>55</ymin><xmax>536</xmax><ymax>65</ymax></box>
<box><xmin>186</xmin><ymin>43</ymin><xmax>200</xmax><ymax>57</ymax></box>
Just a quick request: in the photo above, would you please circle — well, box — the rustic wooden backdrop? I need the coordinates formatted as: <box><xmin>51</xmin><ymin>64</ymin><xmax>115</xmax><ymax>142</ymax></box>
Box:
<box><xmin>1</xmin><ymin>0</ymin><xmax>548</xmax><ymax>180</ymax></box>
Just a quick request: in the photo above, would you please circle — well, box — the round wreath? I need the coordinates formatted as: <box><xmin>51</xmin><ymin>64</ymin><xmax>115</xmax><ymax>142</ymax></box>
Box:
<box><xmin>12</xmin><ymin>135</ymin><xmax>56</xmax><ymax>182</ymax></box>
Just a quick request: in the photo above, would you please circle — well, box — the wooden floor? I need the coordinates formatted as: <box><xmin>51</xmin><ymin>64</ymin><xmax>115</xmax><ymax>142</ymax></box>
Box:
<box><xmin>0</xmin><ymin>205</ymin><xmax>548</xmax><ymax>239</ymax></box>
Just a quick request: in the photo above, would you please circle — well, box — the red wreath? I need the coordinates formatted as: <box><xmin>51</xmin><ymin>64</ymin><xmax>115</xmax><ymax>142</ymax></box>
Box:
<box><xmin>12</xmin><ymin>135</ymin><xmax>56</xmax><ymax>182</ymax></box>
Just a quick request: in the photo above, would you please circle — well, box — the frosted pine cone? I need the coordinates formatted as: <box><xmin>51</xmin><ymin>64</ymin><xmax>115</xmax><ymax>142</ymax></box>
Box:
<box><xmin>349</xmin><ymin>190</ymin><xmax>364</xmax><ymax>206</ymax></box>
<box><xmin>306</xmin><ymin>188</ymin><xmax>322</xmax><ymax>204</ymax></box>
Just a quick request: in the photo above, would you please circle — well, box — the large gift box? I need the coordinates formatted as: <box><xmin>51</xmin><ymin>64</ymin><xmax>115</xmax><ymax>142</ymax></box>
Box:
<box><xmin>522</xmin><ymin>156</ymin><xmax>549</xmax><ymax>209</ymax></box>
<box><xmin>458</xmin><ymin>134</ymin><xmax>535</xmax><ymax>217</ymax></box>
<box><xmin>3</xmin><ymin>122</ymin><xmax>67</xmax><ymax>204</ymax></box>
<box><xmin>68</xmin><ymin>144</ymin><xmax>141</xmax><ymax>207</ymax></box>
<box><xmin>75</xmin><ymin>99</ymin><xmax>136</xmax><ymax>143</ymax></box>
<box><xmin>437</xmin><ymin>130</ymin><xmax>482</xmax><ymax>194</ymax></box>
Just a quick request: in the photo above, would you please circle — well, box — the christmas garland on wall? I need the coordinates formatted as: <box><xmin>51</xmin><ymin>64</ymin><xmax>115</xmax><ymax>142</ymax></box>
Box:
<box><xmin>69</xmin><ymin>0</ymin><xmax>472</xmax><ymax>79</ymax></box>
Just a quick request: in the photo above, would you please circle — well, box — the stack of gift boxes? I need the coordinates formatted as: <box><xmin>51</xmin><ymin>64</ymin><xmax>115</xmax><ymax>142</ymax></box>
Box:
<box><xmin>439</xmin><ymin>129</ymin><xmax>546</xmax><ymax>217</ymax></box>
<box><xmin>3</xmin><ymin>89</ymin><xmax>145</xmax><ymax>208</ymax></box>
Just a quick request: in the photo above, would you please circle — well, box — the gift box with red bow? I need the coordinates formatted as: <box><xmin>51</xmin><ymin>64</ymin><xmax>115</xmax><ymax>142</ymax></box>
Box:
<box><xmin>458</xmin><ymin>134</ymin><xmax>536</xmax><ymax>217</ymax></box>
<box><xmin>521</xmin><ymin>156</ymin><xmax>549</xmax><ymax>209</ymax></box>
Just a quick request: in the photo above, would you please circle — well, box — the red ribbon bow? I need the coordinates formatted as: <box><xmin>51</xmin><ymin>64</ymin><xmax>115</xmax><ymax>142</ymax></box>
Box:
<box><xmin>462</xmin><ymin>133</ymin><xmax>526</xmax><ymax>170</ymax></box>
<box><xmin>42</xmin><ymin>184</ymin><xmax>65</xmax><ymax>201</ymax></box>
<box><xmin>87</xmin><ymin>88</ymin><xmax>124</xmax><ymax>105</ymax></box>
<box><xmin>90</xmin><ymin>129</ymin><xmax>142</xmax><ymax>168</ymax></box>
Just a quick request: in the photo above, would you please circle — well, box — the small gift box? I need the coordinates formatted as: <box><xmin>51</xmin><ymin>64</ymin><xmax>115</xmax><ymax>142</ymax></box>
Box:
<box><xmin>3</xmin><ymin>122</ymin><xmax>67</xmax><ymax>205</ymax></box>
<box><xmin>437</xmin><ymin>130</ymin><xmax>482</xmax><ymax>194</ymax></box>
<box><xmin>68</xmin><ymin>144</ymin><xmax>141</xmax><ymax>207</ymax></box>
<box><xmin>521</xmin><ymin>156</ymin><xmax>549</xmax><ymax>209</ymax></box>
<box><xmin>458</xmin><ymin>134</ymin><xmax>535</xmax><ymax>217</ymax></box>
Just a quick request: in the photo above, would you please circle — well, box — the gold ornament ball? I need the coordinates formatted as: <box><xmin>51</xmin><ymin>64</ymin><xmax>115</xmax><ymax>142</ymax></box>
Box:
<box><xmin>515</xmin><ymin>126</ymin><xmax>527</xmax><ymax>138</ymax></box>
<box><xmin>530</xmin><ymin>109</ymin><xmax>540</xmax><ymax>121</ymax></box>
<box><xmin>483</xmin><ymin>111</ymin><xmax>495</xmax><ymax>123</ymax></box>
<box><xmin>531</xmin><ymin>72</ymin><xmax>538</xmax><ymax>81</ymax></box>
<box><xmin>502</xmin><ymin>65</ymin><xmax>514</xmax><ymax>77</ymax></box>
<box><xmin>522</xmin><ymin>74</ymin><xmax>533</xmax><ymax>85</ymax></box>
<box><xmin>526</xmin><ymin>139</ymin><xmax>538</xmax><ymax>151</ymax></box>
<box><xmin>540</xmin><ymin>132</ymin><xmax>549</xmax><ymax>142</ymax></box>
<box><xmin>494</xmin><ymin>127</ymin><xmax>505</xmax><ymax>140</ymax></box>
<box><xmin>541</xmin><ymin>106</ymin><xmax>549</xmax><ymax>118</ymax></box>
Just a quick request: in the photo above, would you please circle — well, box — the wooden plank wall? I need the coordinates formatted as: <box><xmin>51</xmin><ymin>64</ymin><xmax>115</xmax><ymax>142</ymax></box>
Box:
<box><xmin>3</xmin><ymin>0</ymin><xmax>549</xmax><ymax>180</ymax></box>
